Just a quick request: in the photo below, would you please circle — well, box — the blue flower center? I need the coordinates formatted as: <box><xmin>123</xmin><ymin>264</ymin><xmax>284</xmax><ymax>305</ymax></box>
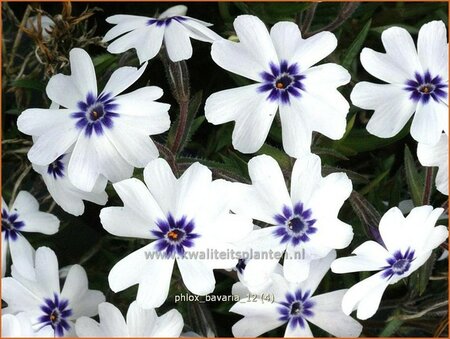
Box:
<box><xmin>382</xmin><ymin>248</ymin><xmax>415</xmax><ymax>279</ymax></box>
<box><xmin>71</xmin><ymin>92</ymin><xmax>119</xmax><ymax>137</ymax></box>
<box><xmin>47</xmin><ymin>155</ymin><xmax>65</xmax><ymax>179</ymax></box>
<box><xmin>278</xmin><ymin>290</ymin><xmax>314</xmax><ymax>329</ymax></box>
<box><xmin>1</xmin><ymin>209</ymin><xmax>25</xmax><ymax>241</ymax></box>
<box><xmin>147</xmin><ymin>16</ymin><xmax>187</xmax><ymax>27</ymax></box>
<box><xmin>152</xmin><ymin>214</ymin><xmax>200</xmax><ymax>257</ymax></box>
<box><xmin>38</xmin><ymin>294</ymin><xmax>73</xmax><ymax>337</ymax></box>
<box><xmin>273</xmin><ymin>203</ymin><xmax>317</xmax><ymax>246</ymax></box>
<box><xmin>405</xmin><ymin>71</ymin><xmax>447</xmax><ymax>104</ymax></box>
<box><xmin>258</xmin><ymin>60</ymin><xmax>305</xmax><ymax>105</ymax></box>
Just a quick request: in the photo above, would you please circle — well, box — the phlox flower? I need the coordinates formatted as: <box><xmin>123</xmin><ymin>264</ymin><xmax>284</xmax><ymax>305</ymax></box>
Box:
<box><xmin>331</xmin><ymin>206</ymin><xmax>448</xmax><ymax>319</ymax></box>
<box><xmin>351</xmin><ymin>21</ymin><xmax>448</xmax><ymax>145</ymax></box>
<box><xmin>103</xmin><ymin>5</ymin><xmax>222</xmax><ymax>63</ymax></box>
<box><xmin>230</xmin><ymin>251</ymin><xmax>362</xmax><ymax>337</ymax></box>
<box><xmin>2</xmin><ymin>247</ymin><xmax>105</xmax><ymax>337</ymax></box>
<box><xmin>75</xmin><ymin>301</ymin><xmax>183</xmax><ymax>337</ymax></box>
<box><xmin>231</xmin><ymin>154</ymin><xmax>354</xmax><ymax>289</ymax></box>
<box><xmin>205</xmin><ymin>15</ymin><xmax>350</xmax><ymax>157</ymax></box>
<box><xmin>100</xmin><ymin>158</ymin><xmax>253</xmax><ymax>308</ymax></box>
<box><xmin>417</xmin><ymin>133</ymin><xmax>448</xmax><ymax>195</ymax></box>
<box><xmin>2</xmin><ymin>191</ymin><xmax>59</xmax><ymax>277</ymax></box>
<box><xmin>17</xmin><ymin>48</ymin><xmax>171</xmax><ymax>192</ymax></box>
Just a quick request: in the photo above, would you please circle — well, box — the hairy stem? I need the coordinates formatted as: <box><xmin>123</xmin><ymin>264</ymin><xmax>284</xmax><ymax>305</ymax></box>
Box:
<box><xmin>422</xmin><ymin>167</ymin><xmax>434</xmax><ymax>205</ymax></box>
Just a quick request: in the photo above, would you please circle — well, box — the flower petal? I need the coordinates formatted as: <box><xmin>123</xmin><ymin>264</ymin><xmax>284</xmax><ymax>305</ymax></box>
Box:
<box><xmin>67</xmin><ymin>133</ymin><xmax>100</xmax><ymax>192</ymax></box>
<box><xmin>411</xmin><ymin>99</ymin><xmax>447</xmax><ymax>145</ymax></box>
<box><xmin>151</xmin><ymin>309</ymin><xmax>184</xmax><ymax>337</ymax></box>
<box><xmin>100</xmin><ymin>206</ymin><xmax>154</xmax><ymax>240</ymax></box>
<box><xmin>308</xmin><ymin>290</ymin><xmax>362</xmax><ymax>337</ymax></box>
<box><xmin>417</xmin><ymin>20</ymin><xmax>448</xmax><ymax>80</ymax></box>
<box><xmin>342</xmin><ymin>271</ymin><xmax>389</xmax><ymax>320</ymax></box>
<box><xmin>278</xmin><ymin>100</ymin><xmax>312</xmax><ymax>158</ymax></box>
<box><xmin>351</xmin><ymin>82</ymin><xmax>416</xmax><ymax>138</ymax></box>
<box><xmin>104</xmin><ymin>125</ymin><xmax>159</xmax><ymax>168</ymax></box>
<box><xmin>164</xmin><ymin>20</ymin><xmax>193</xmax><ymax>62</ymax></box>
<box><xmin>112</xmin><ymin>178</ymin><xmax>166</xmax><ymax>224</ymax></box>
<box><xmin>290</xmin><ymin>154</ymin><xmax>322</xmax><ymax>205</ymax></box>
<box><xmin>248</xmin><ymin>155</ymin><xmax>292</xmax><ymax>215</ymax></box>
<box><xmin>177</xmin><ymin>258</ymin><xmax>215</xmax><ymax>295</ymax></box>
<box><xmin>69</xmin><ymin>48</ymin><xmax>98</xmax><ymax>98</ymax></box>
<box><xmin>293</xmin><ymin>31</ymin><xmax>337</xmax><ymax>70</ymax></box>
<box><xmin>10</xmin><ymin>191</ymin><xmax>39</xmax><ymax>214</ymax></box>
<box><xmin>102</xmin><ymin>63</ymin><xmax>147</xmax><ymax>97</ymax></box>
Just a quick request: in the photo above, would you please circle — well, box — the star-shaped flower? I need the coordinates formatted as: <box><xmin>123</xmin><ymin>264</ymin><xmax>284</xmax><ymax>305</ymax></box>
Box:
<box><xmin>331</xmin><ymin>206</ymin><xmax>448</xmax><ymax>319</ymax></box>
<box><xmin>2</xmin><ymin>247</ymin><xmax>105</xmax><ymax>337</ymax></box>
<box><xmin>231</xmin><ymin>251</ymin><xmax>362</xmax><ymax>337</ymax></box>
<box><xmin>231</xmin><ymin>154</ymin><xmax>354</xmax><ymax>289</ymax></box>
<box><xmin>100</xmin><ymin>158</ymin><xmax>253</xmax><ymax>308</ymax></box>
<box><xmin>17</xmin><ymin>48</ymin><xmax>171</xmax><ymax>192</ymax></box>
<box><xmin>205</xmin><ymin>15</ymin><xmax>350</xmax><ymax>157</ymax></box>
<box><xmin>351</xmin><ymin>20</ymin><xmax>448</xmax><ymax>145</ymax></box>
<box><xmin>103</xmin><ymin>5</ymin><xmax>222</xmax><ymax>63</ymax></box>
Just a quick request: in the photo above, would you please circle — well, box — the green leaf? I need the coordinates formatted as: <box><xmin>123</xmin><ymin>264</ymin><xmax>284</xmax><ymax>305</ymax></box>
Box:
<box><xmin>380</xmin><ymin>317</ymin><xmax>404</xmax><ymax>337</ymax></box>
<box><xmin>408</xmin><ymin>252</ymin><xmax>437</xmax><ymax>296</ymax></box>
<box><xmin>257</xmin><ymin>144</ymin><xmax>291</xmax><ymax>170</ymax></box>
<box><xmin>322</xmin><ymin>165</ymin><xmax>369</xmax><ymax>184</ymax></box>
<box><xmin>342</xmin><ymin>19</ymin><xmax>372</xmax><ymax>70</ymax></box>
<box><xmin>359</xmin><ymin>168</ymin><xmax>390</xmax><ymax>195</ymax></box>
<box><xmin>312</xmin><ymin>146</ymin><xmax>349</xmax><ymax>161</ymax></box>
<box><xmin>12</xmin><ymin>79</ymin><xmax>45</xmax><ymax>92</ymax></box>
<box><xmin>336</xmin><ymin>123</ymin><xmax>410</xmax><ymax>154</ymax></box>
<box><xmin>404</xmin><ymin>145</ymin><xmax>424</xmax><ymax>206</ymax></box>
<box><xmin>348</xmin><ymin>190</ymin><xmax>382</xmax><ymax>240</ymax></box>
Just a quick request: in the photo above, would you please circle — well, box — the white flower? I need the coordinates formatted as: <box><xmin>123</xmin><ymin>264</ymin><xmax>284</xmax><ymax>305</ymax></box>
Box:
<box><xmin>32</xmin><ymin>151</ymin><xmax>108</xmax><ymax>216</ymax></box>
<box><xmin>103</xmin><ymin>5</ymin><xmax>222</xmax><ymax>63</ymax></box>
<box><xmin>231</xmin><ymin>154</ymin><xmax>354</xmax><ymax>288</ymax></box>
<box><xmin>1</xmin><ymin>191</ymin><xmax>59</xmax><ymax>277</ymax></box>
<box><xmin>351</xmin><ymin>20</ymin><xmax>448</xmax><ymax>145</ymax></box>
<box><xmin>205</xmin><ymin>15</ymin><xmax>350</xmax><ymax>157</ymax></box>
<box><xmin>75</xmin><ymin>301</ymin><xmax>183</xmax><ymax>337</ymax></box>
<box><xmin>417</xmin><ymin>133</ymin><xmax>448</xmax><ymax>195</ymax></box>
<box><xmin>331</xmin><ymin>206</ymin><xmax>448</xmax><ymax>320</ymax></box>
<box><xmin>230</xmin><ymin>251</ymin><xmax>363</xmax><ymax>337</ymax></box>
<box><xmin>2</xmin><ymin>247</ymin><xmax>105</xmax><ymax>337</ymax></box>
<box><xmin>100</xmin><ymin>158</ymin><xmax>253</xmax><ymax>308</ymax></box>
<box><xmin>17</xmin><ymin>48</ymin><xmax>171</xmax><ymax>192</ymax></box>
<box><xmin>2</xmin><ymin>313</ymin><xmax>53</xmax><ymax>337</ymax></box>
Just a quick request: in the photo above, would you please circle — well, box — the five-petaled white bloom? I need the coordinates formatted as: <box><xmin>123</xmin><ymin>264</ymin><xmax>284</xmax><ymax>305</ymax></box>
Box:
<box><xmin>2</xmin><ymin>313</ymin><xmax>53</xmax><ymax>337</ymax></box>
<box><xmin>205</xmin><ymin>15</ymin><xmax>350</xmax><ymax>157</ymax></box>
<box><xmin>2</xmin><ymin>247</ymin><xmax>105</xmax><ymax>337</ymax></box>
<box><xmin>231</xmin><ymin>154</ymin><xmax>354</xmax><ymax>288</ymax></box>
<box><xmin>351</xmin><ymin>20</ymin><xmax>448</xmax><ymax>145</ymax></box>
<box><xmin>2</xmin><ymin>191</ymin><xmax>59</xmax><ymax>277</ymax></box>
<box><xmin>75</xmin><ymin>301</ymin><xmax>183</xmax><ymax>337</ymax></box>
<box><xmin>331</xmin><ymin>206</ymin><xmax>448</xmax><ymax>320</ymax></box>
<box><xmin>17</xmin><ymin>48</ymin><xmax>171</xmax><ymax>192</ymax></box>
<box><xmin>417</xmin><ymin>133</ymin><xmax>448</xmax><ymax>195</ymax></box>
<box><xmin>230</xmin><ymin>251</ymin><xmax>363</xmax><ymax>338</ymax></box>
<box><xmin>100</xmin><ymin>158</ymin><xmax>253</xmax><ymax>308</ymax></box>
<box><xmin>32</xmin><ymin>150</ymin><xmax>108</xmax><ymax>216</ymax></box>
<box><xmin>103</xmin><ymin>5</ymin><xmax>222</xmax><ymax>63</ymax></box>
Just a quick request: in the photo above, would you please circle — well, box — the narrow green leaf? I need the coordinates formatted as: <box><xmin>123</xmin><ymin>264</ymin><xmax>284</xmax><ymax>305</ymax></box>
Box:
<box><xmin>12</xmin><ymin>79</ymin><xmax>45</xmax><ymax>92</ymax></box>
<box><xmin>359</xmin><ymin>168</ymin><xmax>390</xmax><ymax>195</ymax></box>
<box><xmin>404</xmin><ymin>145</ymin><xmax>424</xmax><ymax>206</ymax></box>
<box><xmin>342</xmin><ymin>19</ymin><xmax>372</xmax><ymax>70</ymax></box>
<box><xmin>349</xmin><ymin>190</ymin><xmax>382</xmax><ymax>241</ymax></box>
<box><xmin>257</xmin><ymin>144</ymin><xmax>291</xmax><ymax>170</ymax></box>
